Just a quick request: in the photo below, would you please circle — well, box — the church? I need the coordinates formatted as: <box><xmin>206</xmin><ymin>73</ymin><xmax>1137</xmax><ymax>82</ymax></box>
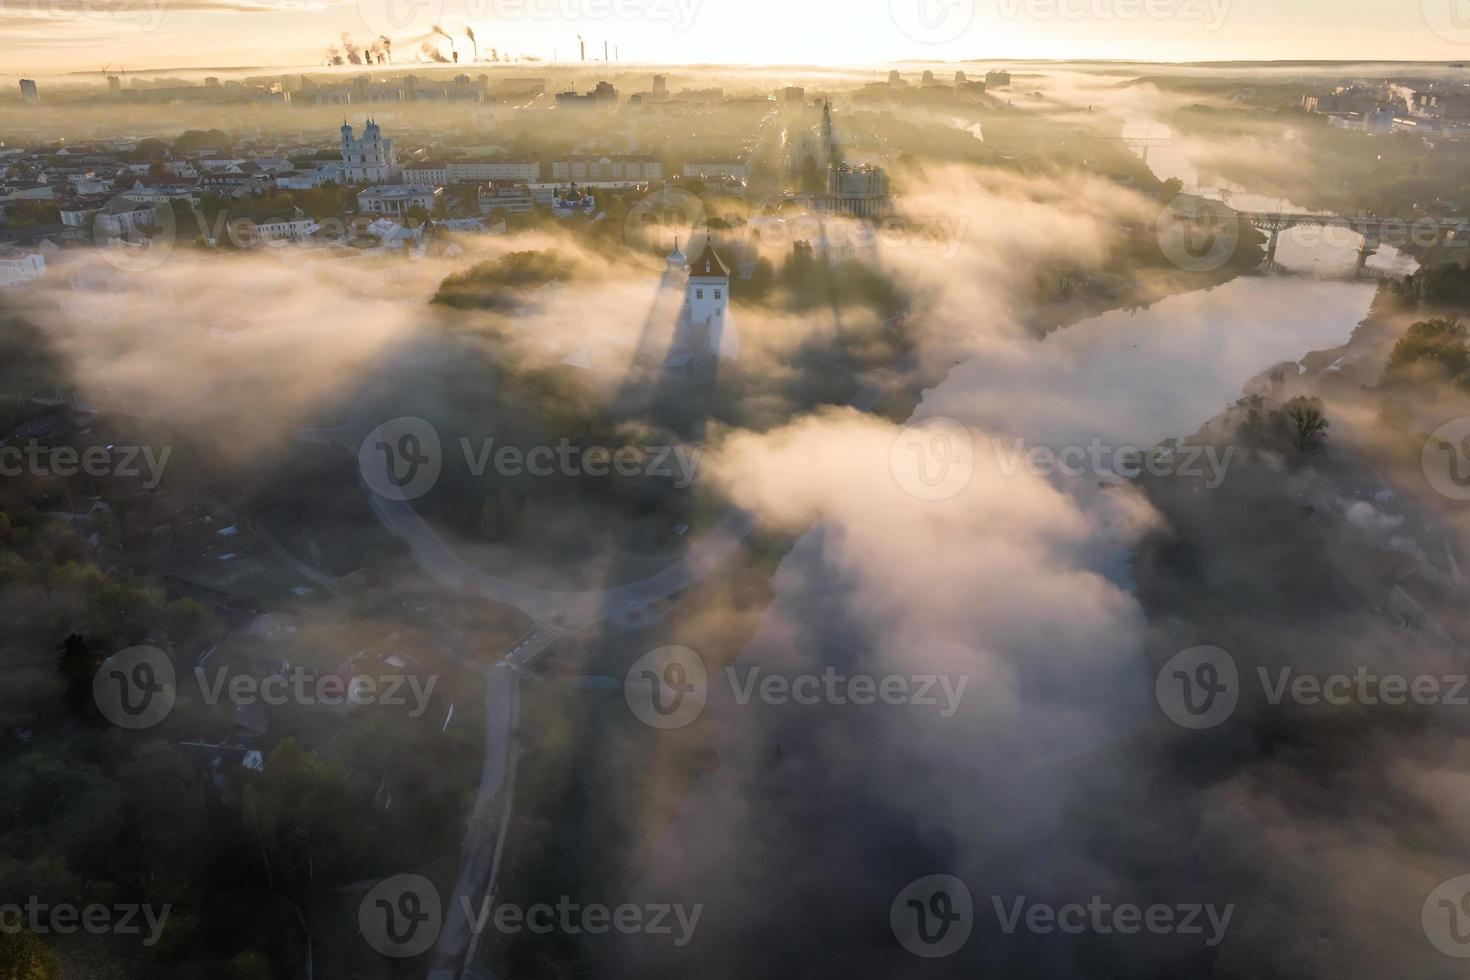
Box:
<box><xmin>786</xmin><ymin>100</ymin><xmax>838</xmax><ymax>185</ymax></box>
<box><xmin>657</xmin><ymin>237</ymin><xmax>739</xmax><ymax>368</ymax></box>
<box><xmin>339</xmin><ymin>119</ymin><xmax>397</xmax><ymax>184</ymax></box>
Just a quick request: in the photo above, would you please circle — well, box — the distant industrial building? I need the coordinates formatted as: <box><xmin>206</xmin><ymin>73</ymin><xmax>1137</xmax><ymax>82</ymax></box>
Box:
<box><xmin>555</xmin><ymin>82</ymin><xmax>618</xmax><ymax>109</ymax></box>
<box><xmin>19</xmin><ymin>79</ymin><xmax>39</xmax><ymax>105</ymax></box>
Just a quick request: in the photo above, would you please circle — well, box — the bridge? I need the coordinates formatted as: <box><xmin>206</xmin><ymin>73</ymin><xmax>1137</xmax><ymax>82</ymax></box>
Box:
<box><xmin>1238</xmin><ymin>211</ymin><xmax>1463</xmax><ymax>274</ymax></box>
<box><xmin>1086</xmin><ymin>135</ymin><xmax>1173</xmax><ymax>164</ymax></box>
<box><xmin>1166</xmin><ymin>201</ymin><xmax>1463</xmax><ymax>276</ymax></box>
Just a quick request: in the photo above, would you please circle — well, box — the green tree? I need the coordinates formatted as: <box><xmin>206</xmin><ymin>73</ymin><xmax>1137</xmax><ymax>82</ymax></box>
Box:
<box><xmin>226</xmin><ymin>950</ymin><xmax>273</xmax><ymax>980</ymax></box>
<box><xmin>56</xmin><ymin>632</ymin><xmax>99</xmax><ymax>718</ymax></box>
<box><xmin>1272</xmin><ymin>396</ymin><xmax>1330</xmax><ymax>456</ymax></box>
<box><xmin>1386</xmin><ymin>318</ymin><xmax>1470</xmax><ymax>386</ymax></box>
<box><xmin>0</xmin><ymin>928</ymin><xmax>59</xmax><ymax>980</ymax></box>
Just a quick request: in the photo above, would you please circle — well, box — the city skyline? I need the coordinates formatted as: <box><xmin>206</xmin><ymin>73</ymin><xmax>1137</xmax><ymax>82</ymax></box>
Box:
<box><xmin>6</xmin><ymin>0</ymin><xmax>1470</xmax><ymax>75</ymax></box>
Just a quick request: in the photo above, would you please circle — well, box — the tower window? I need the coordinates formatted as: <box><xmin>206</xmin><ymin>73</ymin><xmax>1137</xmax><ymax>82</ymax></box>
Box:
<box><xmin>714</xmin><ymin>290</ymin><xmax>722</xmax><ymax>299</ymax></box>
<box><xmin>696</xmin><ymin>289</ymin><xmax>704</xmax><ymax>299</ymax></box>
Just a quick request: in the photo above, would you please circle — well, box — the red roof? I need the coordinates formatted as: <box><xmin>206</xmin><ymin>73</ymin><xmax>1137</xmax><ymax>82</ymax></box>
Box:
<box><xmin>689</xmin><ymin>240</ymin><xmax>729</xmax><ymax>278</ymax></box>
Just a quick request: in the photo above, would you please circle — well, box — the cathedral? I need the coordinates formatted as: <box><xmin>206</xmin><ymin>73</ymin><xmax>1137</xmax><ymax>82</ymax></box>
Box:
<box><xmin>339</xmin><ymin>119</ymin><xmax>397</xmax><ymax>184</ymax></box>
<box><xmin>786</xmin><ymin>100</ymin><xmax>838</xmax><ymax>185</ymax></box>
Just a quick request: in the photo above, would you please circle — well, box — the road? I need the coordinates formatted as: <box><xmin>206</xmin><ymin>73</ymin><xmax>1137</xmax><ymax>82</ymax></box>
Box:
<box><xmin>427</xmin><ymin>662</ymin><xmax>518</xmax><ymax>980</ymax></box>
<box><xmin>297</xmin><ymin>347</ymin><xmax>906</xmax><ymax>980</ymax></box>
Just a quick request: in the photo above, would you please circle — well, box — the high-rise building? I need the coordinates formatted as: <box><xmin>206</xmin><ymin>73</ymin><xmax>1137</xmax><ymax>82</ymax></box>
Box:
<box><xmin>19</xmin><ymin>79</ymin><xmax>39</xmax><ymax>105</ymax></box>
<box><xmin>107</xmin><ymin>76</ymin><xmax>121</xmax><ymax>93</ymax></box>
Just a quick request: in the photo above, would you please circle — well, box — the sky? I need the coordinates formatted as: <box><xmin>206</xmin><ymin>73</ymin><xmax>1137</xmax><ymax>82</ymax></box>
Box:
<box><xmin>5</xmin><ymin>0</ymin><xmax>1470</xmax><ymax>77</ymax></box>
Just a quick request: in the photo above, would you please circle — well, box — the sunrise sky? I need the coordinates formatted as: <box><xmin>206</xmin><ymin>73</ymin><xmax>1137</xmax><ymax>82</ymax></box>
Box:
<box><xmin>4</xmin><ymin>0</ymin><xmax>1470</xmax><ymax>76</ymax></box>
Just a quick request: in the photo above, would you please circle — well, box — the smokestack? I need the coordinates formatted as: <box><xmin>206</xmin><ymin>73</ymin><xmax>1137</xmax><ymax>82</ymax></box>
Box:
<box><xmin>604</xmin><ymin>41</ymin><xmax>608</xmax><ymax>61</ymax></box>
<box><xmin>579</xmin><ymin>36</ymin><xmax>585</xmax><ymax>62</ymax></box>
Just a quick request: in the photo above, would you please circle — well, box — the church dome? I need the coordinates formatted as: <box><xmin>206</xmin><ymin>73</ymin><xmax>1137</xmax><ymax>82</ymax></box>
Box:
<box><xmin>666</xmin><ymin>239</ymin><xmax>687</xmax><ymax>269</ymax></box>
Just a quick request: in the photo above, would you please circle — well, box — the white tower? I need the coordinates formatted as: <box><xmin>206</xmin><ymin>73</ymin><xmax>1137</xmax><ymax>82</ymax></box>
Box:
<box><xmin>686</xmin><ymin>239</ymin><xmax>736</xmax><ymax>359</ymax></box>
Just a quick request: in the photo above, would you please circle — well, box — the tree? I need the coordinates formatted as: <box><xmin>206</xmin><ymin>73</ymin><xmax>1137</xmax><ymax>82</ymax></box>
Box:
<box><xmin>226</xmin><ymin>950</ymin><xmax>272</xmax><ymax>980</ymax></box>
<box><xmin>1272</xmin><ymin>396</ymin><xmax>1330</xmax><ymax>456</ymax></box>
<box><xmin>1386</xmin><ymin>318</ymin><xmax>1470</xmax><ymax>387</ymax></box>
<box><xmin>57</xmin><ymin>633</ymin><xmax>99</xmax><ymax>718</ymax></box>
<box><xmin>0</xmin><ymin>928</ymin><xmax>59</xmax><ymax>980</ymax></box>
